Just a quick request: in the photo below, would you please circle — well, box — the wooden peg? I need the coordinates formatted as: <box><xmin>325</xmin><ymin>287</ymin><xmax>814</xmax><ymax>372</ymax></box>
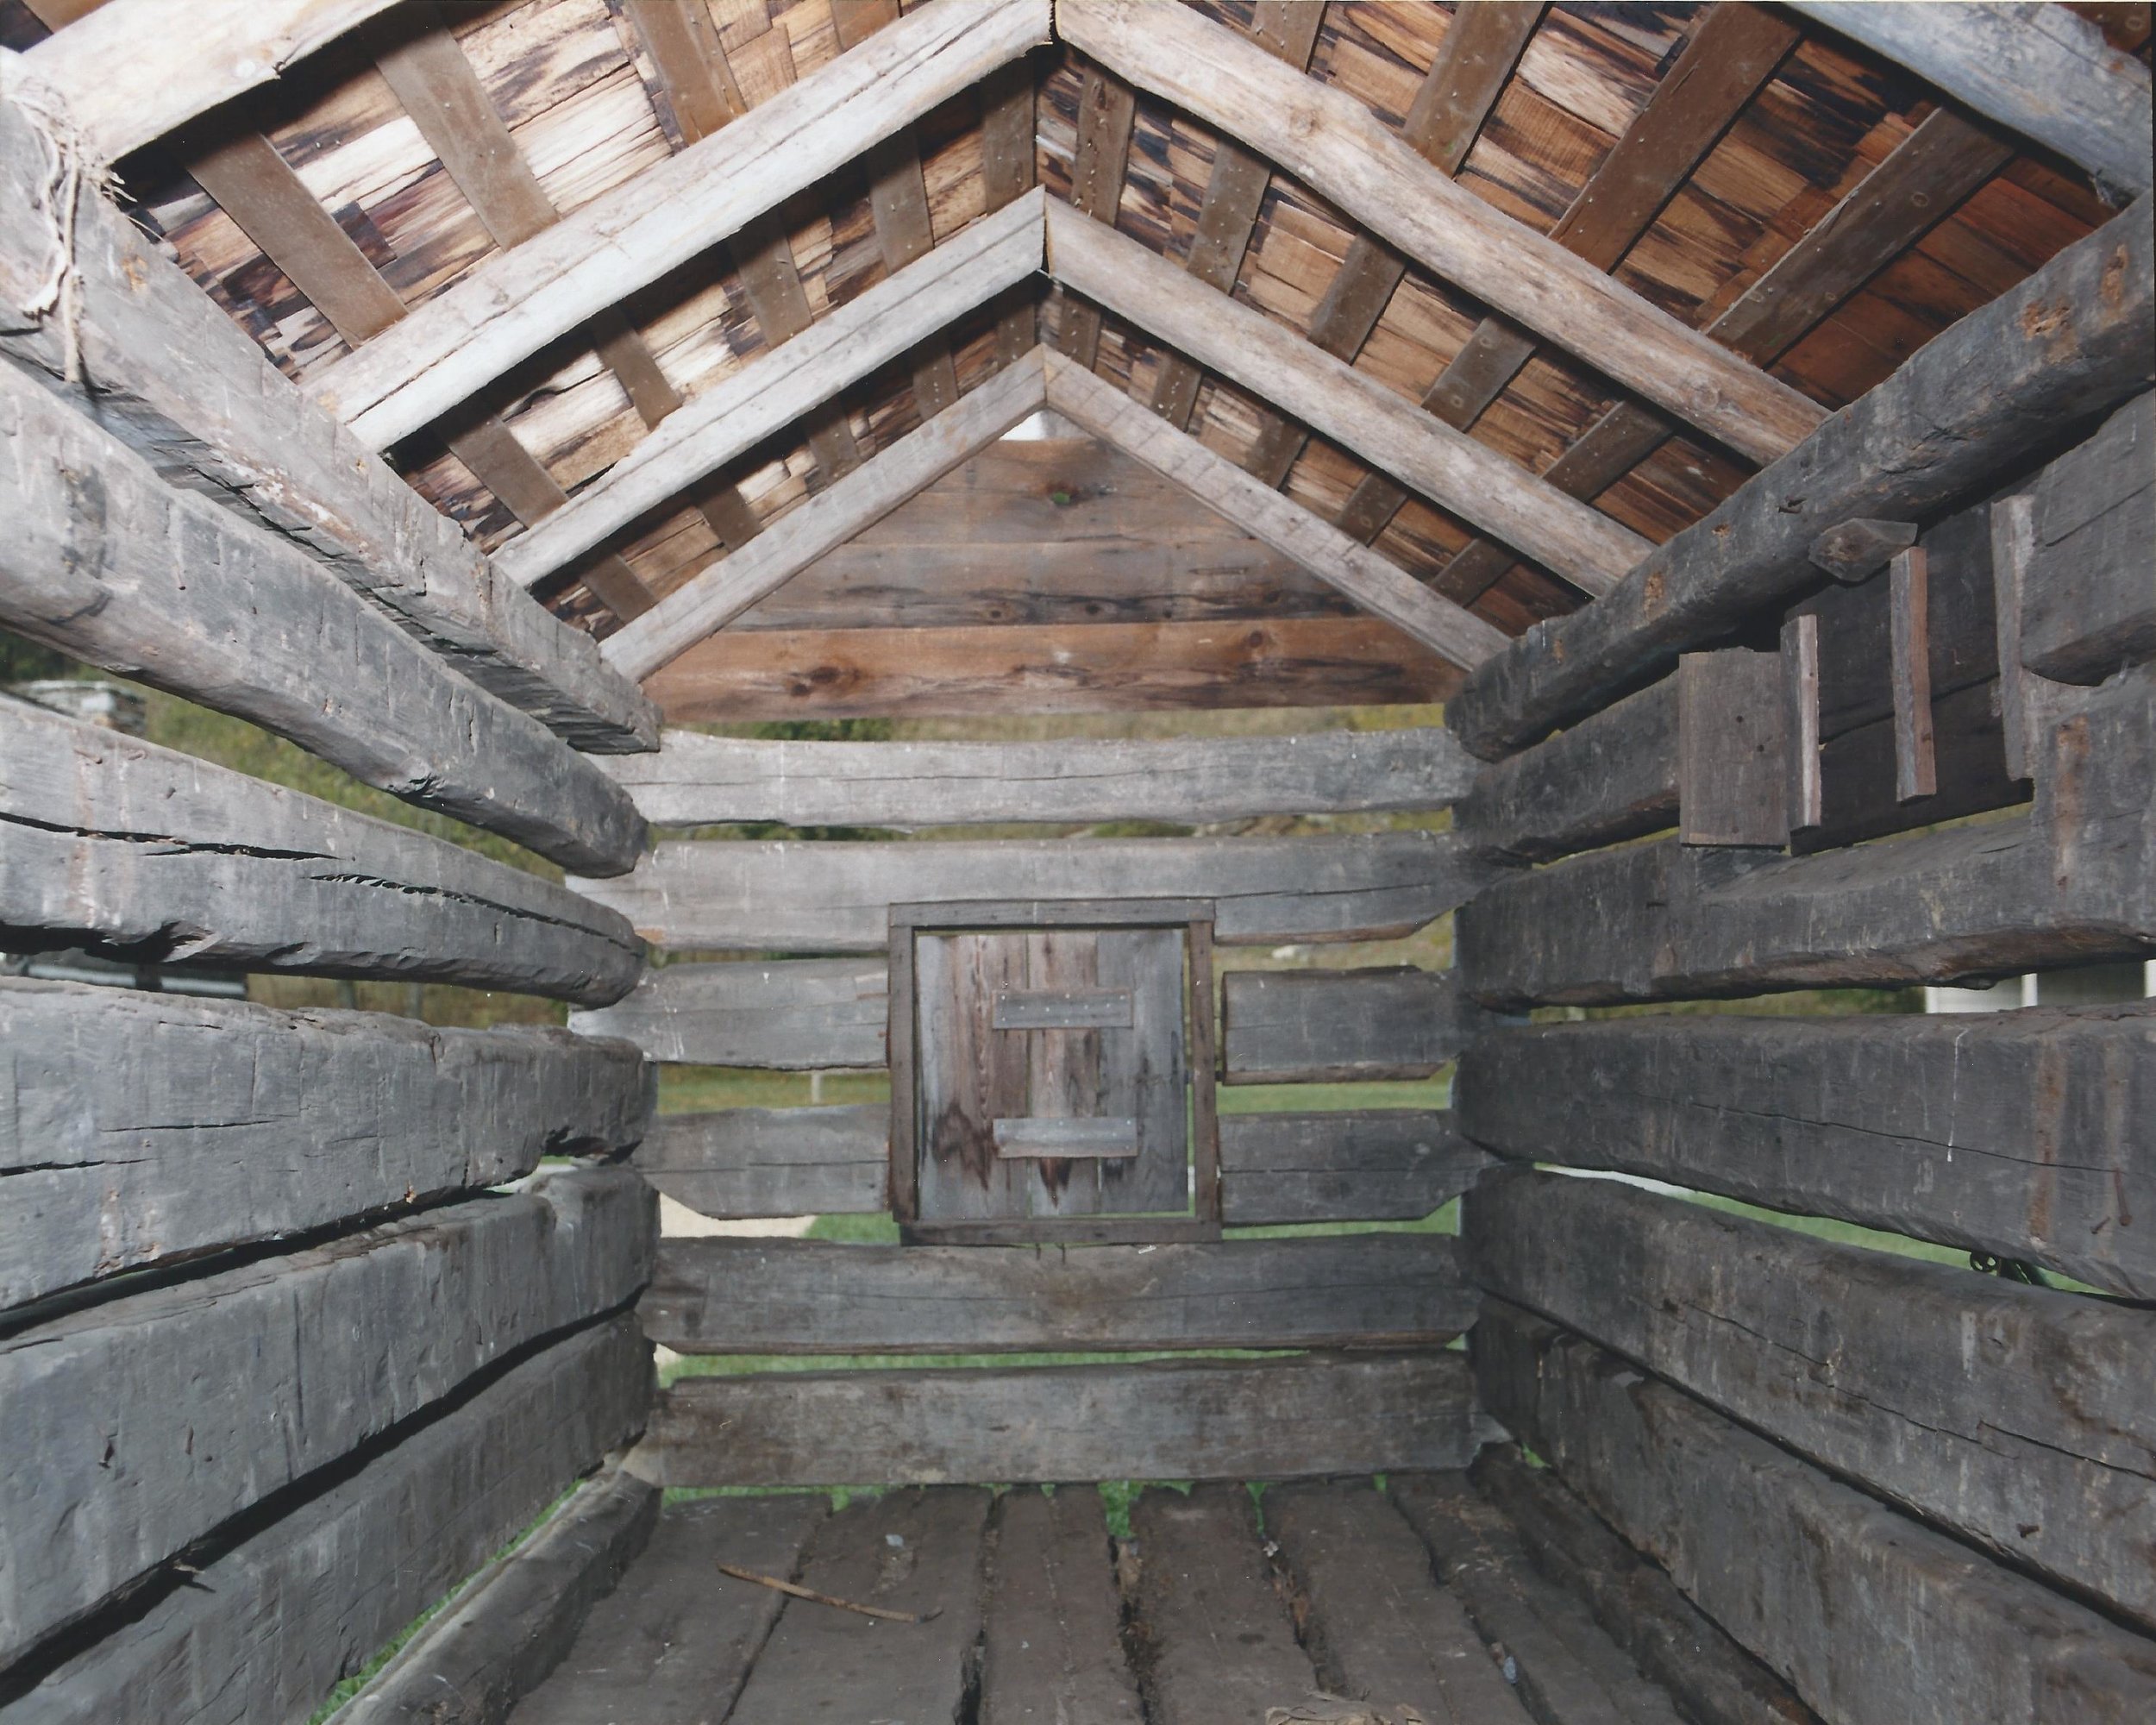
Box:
<box><xmin>1809</xmin><ymin>518</ymin><xmax>1919</xmax><ymax>583</ymax></box>
<box><xmin>1889</xmin><ymin>546</ymin><xmax>1937</xmax><ymax>800</ymax></box>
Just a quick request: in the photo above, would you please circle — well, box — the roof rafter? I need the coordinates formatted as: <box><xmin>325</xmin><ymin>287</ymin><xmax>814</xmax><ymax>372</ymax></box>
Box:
<box><xmin>1045</xmin><ymin>200</ymin><xmax>1651</xmax><ymax>594</ymax></box>
<box><xmin>497</xmin><ymin>188</ymin><xmax>1048</xmax><ymax>592</ymax></box>
<box><xmin>1044</xmin><ymin>352</ymin><xmax>1506</xmax><ymax>672</ymax></box>
<box><xmin>1057</xmin><ymin>0</ymin><xmax>1825</xmax><ymax>466</ymax></box>
<box><xmin>604</xmin><ymin>349</ymin><xmax>1050</xmax><ymax>684</ymax></box>
<box><xmin>311</xmin><ymin>0</ymin><xmax>1050</xmax><ymax>450</ymax></box>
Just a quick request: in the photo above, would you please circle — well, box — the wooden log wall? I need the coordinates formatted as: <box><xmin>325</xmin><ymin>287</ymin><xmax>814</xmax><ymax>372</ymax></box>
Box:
<box><xmin>1442</xmin><ymin>200</ymin><xmax>2156</xmax><ymax>1725</ymax></box>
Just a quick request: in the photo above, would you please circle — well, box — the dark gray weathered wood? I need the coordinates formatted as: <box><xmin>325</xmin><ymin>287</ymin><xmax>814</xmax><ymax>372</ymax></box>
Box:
<box><xmin>1890</xmin><ymin>547</ymin><xmax>1938</xmax><ymax>800</ymax></box>
<box><xmin>1219</xmin><ymin>1111</ymin><xmax>1494</xmax><ymax>1226</ymax></box>
<box><xmin>0</xmin><ymin>366</ymin><xmax>647</xmax><ymax>874</ymax></box>
<box><xmin>1456</xmin><ymin>1007</ymin><xmax>2156</xmax><ymax>1298</ymax></box>
<box><xmin>2020</xmin><ymin>392</ymin><xmax>2156</xmax><ymax>684</ymax></box>
<box><xmin>570</xmin><ymin>959</ymin><xmax>888</xmax><ymax>1068</ymax></box>
<box><xmin>0</xmin><ymin>979</ymin><xmax>649</xmax><ymax>1310</ymax></box>
<box><xmin>641</xmin><ymin>1235</ymin><xmax>1476</xmax><ymax>1354</ymax></box>
<box><xmin>1465</xmin><ymin>1170</ymin><xmax>2156</xmax><ymax>1628</ymax></box>
<box><xmin>338</xmin><ymin>1467</ymin><xmax>661</xmax><ymax>1725</ymax></box>
<box><xmin>1445</xmin><ymin>199</ymin><xmax>2153</xmax><ymax>758</ymax></box>
<box><xmin>981</xmin><ymin>1489</ymin><xmax>1143</xmax><ymax>1725</ymax></box>
<box><xmin>1221</xmin><ymin>966</ymin><xmax>1487</xmax><ymax>1083</ymax></box>
<box><xmin>9</xmin><ymin>1314</ymin><xmax>649</xmax><ymax>1724</ymax></box>
<box><xmin>1</xmin><ymin>698</ymin><xmax>643</xmax><ymax>1002</ymax></box>
<box><xmin>1452</xmin><ymin>678</ymin><xmax>1678</xmax><ymax>863</ymax></box>
<box><xmin>640</xmin><ymin>1352</ymin><xmax>1480</xmax><ymax>1485</ymax></box>
<box><xmin>0</xmin><ymin>1170</ymin><xmax>655</xmax><ymax>1665</ymax></box>
<box><xmin>633</xmin><ymin>1106</ymin><xmax>887</xmax><ymax>1219</ymax></box>
<box><xmin>1677</xmin><ymin>649</ymin><xmax>1788</xmax><ymax>847</ymax></box>
<box><xmin>1472</xmin><ymin>1302</ymin><xmax>2156</xmax><ymax>1725</ymax></box>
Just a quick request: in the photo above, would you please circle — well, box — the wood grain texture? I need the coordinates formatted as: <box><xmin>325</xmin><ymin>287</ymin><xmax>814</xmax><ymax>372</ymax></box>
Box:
<box><xmin>639</xmin><ymin>1352</ymin><xmax>1481</xmax><ymax>1485</ymax></box>
<box><xmin>0</xmin><ymin>978</ymin><xmax>649</xmax><ymax>1310</ymax></box>
<box><xmin>502</xmin><ymin>1494</ymin><xmax>825</xmax><ymax>1725</ymax></box>
<box><xmin>10</xmin><ymin>1315</ymin><xmax>649</xmax><ymax>1724</ymax></box>
<box><xmin>570</xmin><ymin>959</ymin><xmax>889</xmax><ymax>1069</ymax></box>
<box><xmin>313</xmin><ymin>0</ymin><xmax>1050</xmax><ymax>446</ymax></box>
<box><xmin>1219</xmin><ymin>1111</ymin><xmax>1495</xmax><ymax>1226</ymax></box>
<box><xmin>981</xmin><ymin>1489</ymin><xmax>1142</xmax><ymax>1724</ymax></box>
<box><xmin>1472</xmin><ymin>1302</ymin><xmax>2156</xmax><ymax>1725</ymax></box>
<box><xmin>0</xmin><ymin>699</ymin><xmax>643</xmax><ymax>1003</ymax></box>
<box><xmin>642</xmin><ymin>1235</ymin><xmax>1476</xmax><ymax>1354</ymax></box>
<box><xmin>1677</xmin><ymin>649</ymin><xmax>1788</xmax><ymax>847</ymax></box>
<box><xmin>1451</xmin><ymin>676</ymin><xmax>1678</xmax><ymax>863</ymax></box>
<box><xmin>1046</xmin><ymin>352</ymin><xmax>1511</xmax><ymax>667</ymax></box>
<box><xmin>2019</xmin><ymin>392</ymin><xmax>2156</xmax><ymax>683</ymax></box>
<box><xmin>1445</xmin><ymin>199</ymin><xmax>2153</xmax><ymax>759</ymax></box>
<box><xmin>1889</xmin><ymin>547</ymin><xmax>1938</xmax><ymax>799</ymax></box>
<box><xmin>576</xmin><ymin>829</ymin><xmax>1504</xmax><ymax>954</ymax></box>
<box><xmin>633</xmin><ymin>1106</ymin><xmax>887</xmax><ymax>1220</ymax></box>
<box><xmin>1056</xmin><ymin>63</ymin><xmax>1138</xmax><ymax>370</ymax></box>
<box><xmin>605</xmin><ymin>725</ymin><xmax>1479</xmax><ymax>829</ymax></box>
<box><xmin>605</xmin><ymin>353</ymin><xmax>1047</xmax><ymax>682</ymax></box>
<box><xmin>1222</xmin><ymin>966</ymin><xmax>1487</xmax><ymax>1083</ymax></box>
<box><xmin>336</xmin><ymin>1468</ymin><xmax>661</xmax><ymax>1725</ymax></box>
<box><xmin>495</xmin><ymin>192</ymin><xmax>1046</xmax><ymax>589</ymax></box>
<box><xmin>642</xmin><ymin>614</ymin><xmax>1463</xmax><ymax>719</ymax></box>
<box><xmin>0</xmin><ymin>1169</ymin><xmax>655</xmax><ymax>1666</ymax></box>
<box><xmin>1456</xmin><ymin>1006</ymin><xmax>2156</xmax><ymax>1299</ymax></box>
<box><xmin>1786</xmin><ymin>0</ymin><xmax>2153</xmax><ymax>193</ymax></box>
<box><xmin>0</xmin><ymin>102</ymin><xmax>655</xmax><ymax>750</ymax></box>
<box><xmin>1465</xmin><ymin>1170</ymin><xmax>2156</xmax><ymax>1628</ymax></box>
<box><xmin>0</xmin><ymin>368</ymin><xmax>647</xmax><ymax>874</ymax></box>
<box><xmin>1048</xmin><ymin>210</ymin><xmax>1651</xmax><ymax>595</ymax></box>
<box><xmin>16</xmin><ymin>0</ymin><xmax>402</xmax><ymax>161</ymax></box>
<box><xmin>1059</xmin><ymin>0</ymin><xmax>1825</xmax><ymax>466</ymax></box>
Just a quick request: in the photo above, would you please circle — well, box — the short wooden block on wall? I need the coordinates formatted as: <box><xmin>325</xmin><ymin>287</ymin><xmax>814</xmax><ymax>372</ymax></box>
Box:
<box><xmin>1677</xmin><ymin>648</ymin><xmax>1789</xmax><ymax>846</ymax></box>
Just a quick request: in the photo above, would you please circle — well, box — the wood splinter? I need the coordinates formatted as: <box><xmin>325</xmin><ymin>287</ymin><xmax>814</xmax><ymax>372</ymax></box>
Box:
<box><xmin>717</xmin><ymin>1561</ymin><xmax>942</xmax><ymax>1622</ymax></box>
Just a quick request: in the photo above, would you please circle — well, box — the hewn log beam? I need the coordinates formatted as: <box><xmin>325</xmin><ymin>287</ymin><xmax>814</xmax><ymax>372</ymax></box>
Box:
<box><xmin>1056</xmin><ymin>0</ymin><xmax>1825</xmax><ymax>465</ymax></box>
<box><xmin>1788</xmin><ymin>0</ymin><xmax>2153</xmax><ymax>195</ymax></box>
<box><xmin>1048</xmin><ymin>204</ymin><xmax>1648</xmax><ymax>593</ymax></box>
<box><xmin>602</xmin><ymin>351</ymin><xmax>1046</xmax><ymax>683</ymax></box>
<box><xmin>311</xmin><ymin>0</ymin><xmax>1049</xmax><ymax>449</ymax></box>
<box><xmin>1045</xmin><ymin>351</ymin><xmax>1511</xmax><ymax>664</ymax></box>
<box><xmin>12</xmin><ymin>0</ymin><xmax>400</xmax><ymax>162</ymax></box>
<box><xmin>1445</xmin><ymin>198</ymin><xmax>2153</xmax><ymax>759</ymax></box>
<box><xmin>498</xmin><ymin>191</ymin><xmax>1046</xmax><ymax>591</ymax></box>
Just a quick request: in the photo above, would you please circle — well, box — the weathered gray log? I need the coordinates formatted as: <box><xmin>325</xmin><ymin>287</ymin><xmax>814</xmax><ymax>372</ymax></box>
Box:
<box><xmin>608</xmin><ymin>724</ymin><xmax>1477</xmax><ymax>829</ymax></box>
<box><xmin>724</xmin><ymin>1490</ymin><xmax>990</xmax><ymax>1725</ymax></box>
<box><xmin>337</xmin><ymin>1467</ymin><xmax>660</xmax><ymax>1725</ymax></box>
<box><xmin>7</xmin><ymin>1314</ymin><xmax>649</xmax><ymax>1723</ymax></box>
<box><xmin>0</xmin><ymin>979</ymin><xmax>650</xmax><ymax>1310</ymax></box>
<box><xmin>1456</xmin><ymin>1007</ymin><xmax>2156</xmax><ymax>1298</ymax></box>
<box><xmin>576</xmin><ymin>831</ymin><xmax>1504</xmax><ymax>953</ymax></box>
<box><xmin>0</xmin><ymin>1169</ymin><xmax>655</xmax><ymax>1665</ymax></box>
<box><xmin>641</xmin><ymin>1235</ymin><xmax>1477</xmax><ymax>1354</ymax></box>
<box><xmin>639</xmin><ymin>1352</ymin><xmax>1481</xmax><ymax>1485</ymax></box>
<box><xmin>1386</xmin><ymin>1472</ymin><xmax>1692</xmax><ymax>1725</ymax></box>
<box><xmin>634</xmin><ymin>1106</ymin><xmax>887</xmax><ymax>1219</ymax></box>
<box><xmin>503</xmin><ymin>1495</ymin><xmax>826</xmax><ymax>1725</ymax></box>
<box><xmin>1470</xmin><ymin>1446</ymin><xmax>1822</xmax><ymax>1725</ymax></box>
<box><xmin>1451</xmin><ymin>677</ymin><xmax>1677</xmax><ymax>863</ymax></box>
<box><xmin>1127</xmin><ymin>1484</ymin><xmax>1316</xmax><ymax>1723</ymax></box>
<box><xmin>1218</xmin><ymin>1110</ymin><xmax>1494</xmax><ymax>1226</ymax></box>
<box><xmin>570</xmin><ymin>959</ymin><xmax>887</xmax><ymax>1068</ymax></box>
<box><xmin>1</xmin><ymin>699</ymin><xmax>643</xmax><ymax>1001</ymax></box>
<box><xmin>1221</xmin><ymin>966</ymin><xmax>1488</xmax><ymax>1083</ymax></box>
<box><xmin>1264</xmin><ymin>1481</ymin><xmax>1537</xmax><ymax>1724</ymax></box>
<box><xmin>1457</xmin><ymin>668</ymin><xmax>2155</xmax><ymax>1006</ymax></box>
<box><xmin>981</xmin><ymin>1489</ymin><xmax>1142</xmax><ymax>1724</ymax></box>
<box><xmin>2020</xmin><ymin>392</ymin><xmax>2156</xmax><ymax>684</ymax></box>
<box><xmin>1472</xmin><ymin>1302</ymin><xmax>2156</xmax><ymax>1725</ymax></box>
<box><xmin>0</xmin><ymin>97</ymin><xmax>655</xmax><ymax>752</ymax></box>
<box><xmin>0</xmin><ymin>364</ymin><xmax>646</xmax><ymax>874</ymax></box>
<box><xmin>1445</xmin><ymin>198</ymin><xmax>2153</xmax><ymax>758</ymax></box>
<box><xmin>1465</xmin><ymin>1170</ymin><xmax>2156</xmax><ymax>1629</ymax></box>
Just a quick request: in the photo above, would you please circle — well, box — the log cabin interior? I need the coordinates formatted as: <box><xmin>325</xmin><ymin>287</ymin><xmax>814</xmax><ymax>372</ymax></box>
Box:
<box><xmin>1</xmin><ymin>0</ymin><xmax>2151</xmax><ymax>1719</ymax></box>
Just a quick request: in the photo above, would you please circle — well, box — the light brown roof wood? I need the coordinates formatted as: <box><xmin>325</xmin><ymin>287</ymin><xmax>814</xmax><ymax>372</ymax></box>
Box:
<box><xmin>1055</xmin><ymin>62</ymin><xmax>1139</xmax><ymax>370</ymax></box>
<box><xmin>1047</xmin><ymin>209</ymin><xmax>1650</xmax><ymax>596</ymax></box>
<box><xmin>1058</xmin><ymin>0</ymin><xmax>1826</xmax><ymax>466</ymax></box>
<box><xmin>1789</xmin><ymin>0</ymin><xmax>2154</xmax><ymax>195</ymax></box>
<box><xmin>498</xmin><ymin>190</ymin><xmax>1046</xmax><ymax>591</ymax></box>
<box><xmin>1046</xmin><ymin>351</ymin><xmax>1509</xmax><ymax>667</ymax></box>
<box><xmin>311</xmin><ymin>0</ymin><xmax>1051</xmax><ymax>449</ymax></box>
<box><xmin>603</xmin><ymin>348</ymin><xmax>1048</xmax><ymax>682</ymax></box>
<box><xmin>13</xmin><ymin>0</ymin><xmax>404</xmax><ymax>162</ymax></box>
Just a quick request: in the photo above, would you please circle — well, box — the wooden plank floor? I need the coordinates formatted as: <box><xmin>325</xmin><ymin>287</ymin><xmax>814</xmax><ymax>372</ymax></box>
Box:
<box><xmin>506</xmin><ymin>1471</ymin><xmax>1713</xmax><ymax>1724</ymax></box>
